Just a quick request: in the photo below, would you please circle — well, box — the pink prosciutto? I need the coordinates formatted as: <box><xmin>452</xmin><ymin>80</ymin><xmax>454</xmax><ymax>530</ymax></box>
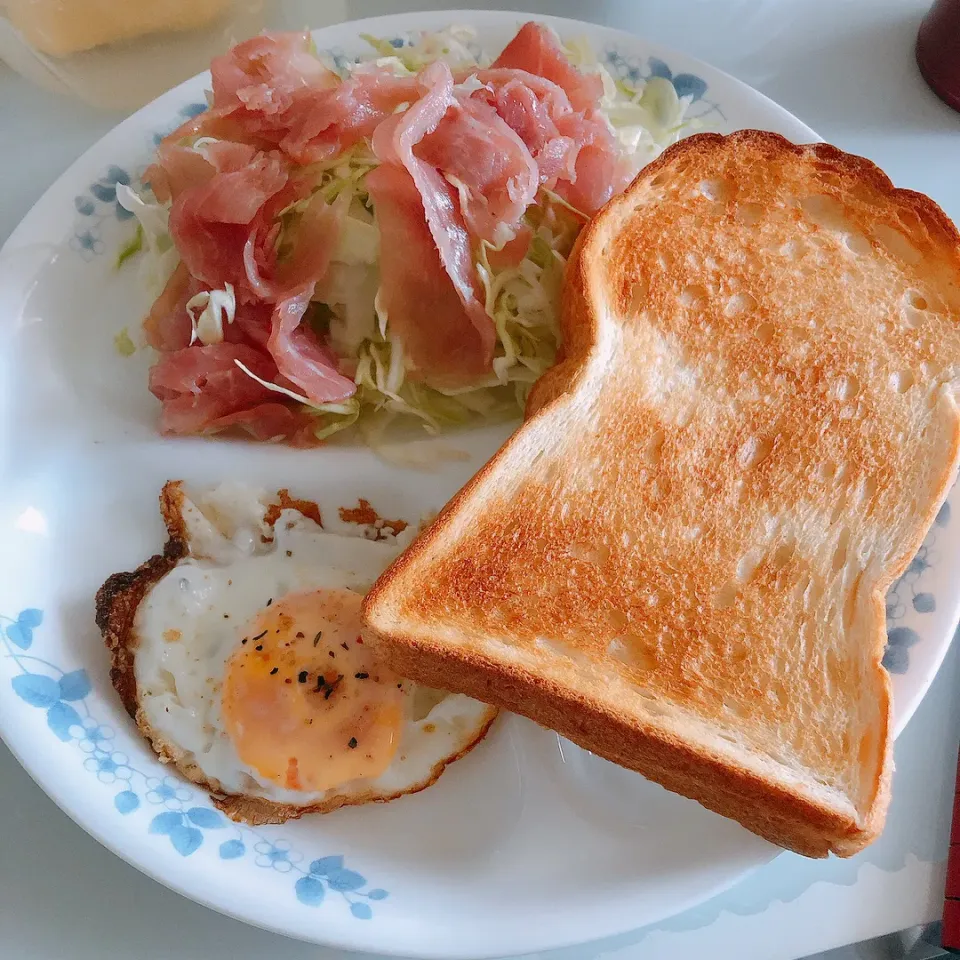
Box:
<box><xmin>198</xmin><ymin>32</ymin><xmax>427</xmax><ymax>165</ymax></box>
<box><xmin>366</xmin><ymin>163</ymin><xmax>491</xmax><ymax>382</ymax></box>
<box><xmin>372</xmin><ymin>61</ymin><xmax>494</xmax><ymax>375</ymax></box>
<box><xmin>144</xmin><ymin>264</ymin><xmax>203</xmax><ymax>351</ymax></box>
<box><xmin>475</xmin><ymin>68</ymin><xmax>630</xmax><ymax>215</ymax></box>
<box><xmin>206</xmin><ymin>403</ymin><xmax>316</xmax><ymax>444</ymax></box>
<box><xmin>242</xmin><ymin>189</ymin><xmax>346</xmax><ymax>302</ymax></box>
<box><xmin>144</xmin><ymin>264</ymin><xmax>278</xmax><ymax>356</ymax></box>
<box><xmin>474</xmin><ymin>70</ymin><xmax>578</xmax><ymax>180</ymax></box>
<box><xmin>267</xmin><ymin>294</ymin><xmax>356</xmax><ymax>403</ymax></box>
<box><xmin>490</xmin><ymin>21</ymin><xmax>603</xmax><ymax>113</ymax></box>
<box><xmin>162</xmin><ymin>136</ymin><xmax>346</xmax><ymax>308</ymax></box>
<box><xmin>222</xmin><ymin>299</ymin><xmax>274</xmax><ymax>350</ymax></box>
<box><xmin>553</xmin><ymin>119</ymin><xmax>632</xmax><ymax>214</ymax></box>
<box><xmin>146</xmin><ymin>140</ymin><xmax>262</xmax><ymax>204</ymax></box>
<box><xmin>211</xmin><ymin>31</ymin><xmax>340</xmax><ymax>114</ymax></box>
<box><xmin>198</xmin><ymin>69</ymin><xmax>426</xmax><ymax>166</ymax></box>
<box><xmin>415</xmin><ymin>94</ymin><xmax>538</xmax><ymax>243</ymax></box>
<box><xmin>278</xmin><ymin>70</ymin><xmax>424</xmax><ymax>164</ymax></box>
<box><xmin>149</xmin><ymin>343</ymin><xmax>285</xmax><ymax>436</ymax></box>
<box><xmin>167</xmin><ymin>148</ymin><xmax>288</xmax><ymax>293</ymax></box>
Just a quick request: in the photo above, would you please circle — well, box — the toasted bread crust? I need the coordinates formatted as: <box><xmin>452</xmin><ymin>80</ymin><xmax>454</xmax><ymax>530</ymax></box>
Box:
<box><xmin>529</xmin><ymin>130</ymin><xmax>960</xmax><ymax>419</ymax></box>
<box><xmin>364</xmin><ymin>130</ymin><xmax>960</xmax><ymax>857</ymax></box>
<box><xmin>95</xmin><ymin>482</ymin><xmax>497</xmax><ymax>824</ymax></box>
<box><xmin>374</xmin><ymin>638</ymin><xmax>886</xmax><ymax>857</ymax></box>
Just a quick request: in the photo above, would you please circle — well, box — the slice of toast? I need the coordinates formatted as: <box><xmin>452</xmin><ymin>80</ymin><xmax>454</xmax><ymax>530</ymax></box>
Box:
<box><xmin>362</xmin><ymin>131</ymin><xmax>960</xmax><ymax>857</ymax></box>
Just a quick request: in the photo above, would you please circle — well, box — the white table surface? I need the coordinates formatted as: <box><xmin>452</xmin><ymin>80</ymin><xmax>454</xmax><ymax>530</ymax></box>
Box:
<box><xmin>2</xmin><ymin>0</ymin><xmax>960</xmax><ymax>957</ymax></box>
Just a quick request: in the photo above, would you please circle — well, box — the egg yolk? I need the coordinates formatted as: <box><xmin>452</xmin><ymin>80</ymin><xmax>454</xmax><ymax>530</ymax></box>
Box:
<box><xmin>222</xmin><ymin>589</ymin><xmax>404</xmax><ymax>793</ymax></box>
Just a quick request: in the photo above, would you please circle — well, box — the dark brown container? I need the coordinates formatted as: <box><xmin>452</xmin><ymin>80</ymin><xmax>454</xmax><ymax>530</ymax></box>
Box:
<box><xmin>917</xmin><ymin>0</ymin><xmax>960</xmax><ymax>112</ymax></box>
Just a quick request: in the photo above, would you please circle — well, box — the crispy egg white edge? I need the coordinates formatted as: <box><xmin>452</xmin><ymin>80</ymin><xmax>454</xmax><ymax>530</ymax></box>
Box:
<box><xmin>132</xmin><ymin>482</ymin><xmax>494</xmax><ymax>807</ymax></box>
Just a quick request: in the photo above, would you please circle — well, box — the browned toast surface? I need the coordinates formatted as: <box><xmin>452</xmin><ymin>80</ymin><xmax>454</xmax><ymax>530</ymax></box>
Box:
<box><xmin>363</xmin><ymin>131</ymin><xmax>960</xmax><ymax>857</ymax></box>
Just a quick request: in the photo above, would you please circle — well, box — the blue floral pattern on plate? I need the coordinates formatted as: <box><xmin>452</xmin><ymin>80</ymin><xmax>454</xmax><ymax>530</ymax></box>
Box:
<box><xmin>1</xmin><ymin>611</ymin><xmax>388</xmax><ymax>918</ymax></box>
<box><xmin>70</xmin><ymin>101</ymin><xmax>207</xmax><ymax>260</ymax></box>
<box><xmin>2</xmin><ymin>493</ymin><xmax>949</xmax><ymax>911</ymax></box>
<box><xmin>71</xmin><ymin>165</ymin><xmax>134</xmax><ymax>259</ymax></box>
<box><xmin>883</xmin><ymin>500</ymin><xmax>950</xmax><ymax>674</ymax></box>
<box><xmin>603</xmin><ymin>49</ymin><xmax>720</xmax><ymax>123</ymax></box>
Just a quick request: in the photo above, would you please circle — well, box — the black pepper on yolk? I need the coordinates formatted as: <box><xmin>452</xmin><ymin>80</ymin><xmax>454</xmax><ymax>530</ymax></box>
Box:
<box><xmin>222</xmin><ymin>589</ymin><xmax>404</xmax><ymax>792</ymax></box>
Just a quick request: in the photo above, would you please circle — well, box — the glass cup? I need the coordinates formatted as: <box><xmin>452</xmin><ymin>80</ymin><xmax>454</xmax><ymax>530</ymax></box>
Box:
<box><xmin>0</xmin><ymin>0</ymin><xmax>272</xmax><ymax>110</ymax></box>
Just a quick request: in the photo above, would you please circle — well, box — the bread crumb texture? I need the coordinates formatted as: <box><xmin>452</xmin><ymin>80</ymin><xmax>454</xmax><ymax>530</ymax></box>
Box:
<box><xmin>364</xmin><ymin>131</ymin><xmax>960</xmax><ymax>857</ymax></box>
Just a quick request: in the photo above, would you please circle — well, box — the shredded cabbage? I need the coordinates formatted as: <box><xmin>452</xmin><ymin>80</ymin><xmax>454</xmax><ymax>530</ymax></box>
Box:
<box><xmin>187</xmin><ymin>283</ymin><xmax>236</xmax><ymax>345</ymax></box>
<box><xmin>566</xmin><ymin>35</ymin><xmax>699</xmax><ymax>177</ymax></box>
<box><xmin>303</xmin><ymin>194</ymin><xmax>577</xmax><ymax>442</ymax></box>
<box><xmin>299</xmin><ymin>146</ymin><xmax>383</xmax><ymax>361</ymax></box>
<box><xmin>114</xmin><ymin>327</ymin><xmax>136</xmax><ymax>357</ymax></box>
<box><xmin>234</xmin><ymin>360</ymin><xmax>313</xmax><ymax>404</ymax></box>
<box><xmin>115</xmin><ymin>224</ymin><xmax>144</xmax><ymax>269</ymax></box>
<box><xmin>115</xmin><ymin>183</ymin><xmax>179</xmax><ymax>291</ymax></box>
<box><xmin>123</xmin><ymin>28</ymin><xmax>698</xmax><ymax>447</ymax></box>
<box><xmin>360</xmin><ymin>26</ymin><xmax>481</xmax><ymax>73</ymax></box>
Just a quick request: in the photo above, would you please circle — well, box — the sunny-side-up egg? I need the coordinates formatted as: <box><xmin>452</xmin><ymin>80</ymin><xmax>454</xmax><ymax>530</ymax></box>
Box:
<box><xmin>98</xmin><ymin>481</ymin><xmax>497</xmax><ymax>823</ymax></box>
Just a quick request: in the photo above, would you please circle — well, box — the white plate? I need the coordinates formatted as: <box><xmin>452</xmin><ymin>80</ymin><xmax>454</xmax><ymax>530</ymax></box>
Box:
<box><xmin>0</xmin><ymin>10</ymin><xmax>956</xmax><ymax>959</ymax></box>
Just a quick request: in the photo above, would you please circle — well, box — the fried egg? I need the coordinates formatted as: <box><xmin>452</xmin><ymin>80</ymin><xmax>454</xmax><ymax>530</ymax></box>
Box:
<box><xmin>97</xmin><ymin>481</ymin><xmax>497</xmax><ymax>823</ymax></box>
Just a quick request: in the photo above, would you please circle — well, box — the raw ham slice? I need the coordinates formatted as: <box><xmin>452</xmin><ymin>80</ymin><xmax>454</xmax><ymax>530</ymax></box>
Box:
<box><xmin>144</xmin><ymin>263</ymin><xmax>204</xmax><ymax>351</ymax></box>
<box><xmin>267</xmin><ymin>294</ymin><xmax>356</xmax><ymax>403</ymax></box>
<box><xmin>146</xmin><ymin>140</ymin><xmax>260</xmax><ymax>204</ymax></box>
<box><xmin>278</xmin><ymin>71</ymin><xmax>423</xmax><ymax>165</ymax></box>
<box><xmin>553</xmin><ymin>128</ymin><xmax>632</xmax><ymax>215</ymax></box>
<box><xmin>372</xmin><ymin>62</ymin><xmax>493</xmax><ymax>371</ymax></box>
<box><xmin>211</xmin><ymin>31</ymin><xmax>339</xmax><ymax>114</ymax></box>
<box><xmin>243</xmin><ymin>189</ymin><xmax>345</xmax><ymax>302</ymax></box>
<box><xmin>415</xmin><ymin>95</ymin><xmax>537</xmax><ymax>244</ymax></box>
<box><xmin>476</xmin><ymin>70</ymin><xmax>572</xmax><ymax>137</ymax></box>
<box><xmin>474</xmin><ymin>67</ymin><xmax>630</xmax><ymax>215</ymax></box>
<box><xmin>206</xmin><ymin>403</ymin><xmax>316</xmax><ymax>443</ymax></box>
<box><xmin>475</xmin><ymin>70</ymin><xmax>576</xmax><ymax>179</ymax></box>
<box><xmin>366</xmin><ymin>163</ymin><xmax>490</xmax><ymax>382</ymax></box>
<box><xmin>149</xmin><ymin>343</ymin><xmax>283</xmax><ymax>435</ymax></box>
<box><xmin>158</xmin><ymin>106</ymin><xmax>276</xmax><ymax>154</ymax></box>
<box><xmin>168</xmin><ymin>150</ymin><xmax>288</xmax><ymax>292</ymax></box>
<box><xmin>166</xmin><ymin>71</ymin><xmax>421</xmax><ymax>166</ymax></box>
<box><xmin>176</xmin><ymin>150</ymin><xmax>286</xmax><ymax>225</ymax></box>
<box><xmin>485</xmin><ymin>225</ymin><xmax>532</xmax><ymax>270</ymax></box>
<box><xmin>145</xmin><ymin>268</ymin><xmax>275</xmax><ymax>356</ymax></box>
<box><xmin>223</xmin><ymin>299</ymin><xmax>273</xmax><ymax>349</ymax></box>
<box><xmin>194</xmin><ymin>32</ymin><xmax>427</xmax><ymax>165</ymax></box>
<box><xmin>490</xmin><ymin>21</ymin><xmax>602</xmax><ymax>113</ymax></box>
<box><xmin>145</xmin><ymin>146</ymin><xmax>212</xmax><ymax>206</ymax></box>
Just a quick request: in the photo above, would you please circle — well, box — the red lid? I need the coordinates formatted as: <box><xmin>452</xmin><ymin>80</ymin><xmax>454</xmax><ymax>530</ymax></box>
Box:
<box><xmin>917</xmin><ymin>0</ymin><xmax>960</xmax><ymax>112</ymax></box>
